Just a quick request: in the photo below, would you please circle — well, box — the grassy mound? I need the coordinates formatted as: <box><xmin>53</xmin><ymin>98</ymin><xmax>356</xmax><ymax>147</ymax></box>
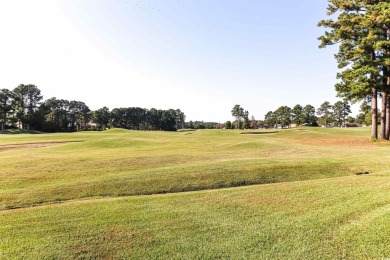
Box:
<box><xmin>0</xmin><ymin>128</ymin><xmax>383</xmax><ymax>209</ymax></box>
<box><xmin>1</xmin><ymin>127</ymin><xmax>390</xmax><ymax>258</ymax></box>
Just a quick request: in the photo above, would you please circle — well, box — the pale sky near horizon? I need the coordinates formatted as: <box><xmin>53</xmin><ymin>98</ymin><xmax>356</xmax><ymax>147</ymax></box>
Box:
<box><xmin>0</xmin><ymin>0</ymin><xmax>358</xmax><ymax>122</ymax></box>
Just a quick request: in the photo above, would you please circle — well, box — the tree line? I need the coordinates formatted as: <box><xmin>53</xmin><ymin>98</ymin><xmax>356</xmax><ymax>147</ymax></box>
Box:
<box><xmin>224</xmin><ymin>101</ymin><xmax>378</xmax><ymax>130</ymax></box>
<box><xmin>0</xmin><ymin>84</ymin><xmax>185</xmax><ymax>132</ymax></box>
<box><xmin>185</xmin><ymin>121</ymin><xmax>220</xmax><ymax>129</ymax></box>
<box><xmin>318</xmin><ymin>0</ymin><xmax>390</xmax><ymax>139</ymax></box>
<box><xmin>264</xmin><ymin>104</ymin><xmax>318</xmax><ymax>129</ymax></box>
<box><xmin>226</xmin><ymin>103</ymin><xmax>317</xmax><ymax>129</ymax></box>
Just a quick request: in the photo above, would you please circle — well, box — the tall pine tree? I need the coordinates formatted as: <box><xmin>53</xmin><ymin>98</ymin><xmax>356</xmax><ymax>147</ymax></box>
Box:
<box><xmin>319</xmin><ymin>0</ymin><xmax>390</xmax><ymax>139</ymax></box>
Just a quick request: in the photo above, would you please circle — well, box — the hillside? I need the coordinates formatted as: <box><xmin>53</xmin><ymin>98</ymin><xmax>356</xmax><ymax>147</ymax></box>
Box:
<box><xmin>1</xmin><ymin>128</ymin><xmax>390</xmax><ymax>258</ymax></box>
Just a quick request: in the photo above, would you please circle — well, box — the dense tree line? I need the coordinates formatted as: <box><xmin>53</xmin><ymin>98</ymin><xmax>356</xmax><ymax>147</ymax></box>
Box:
<box><xmin>224</xmin><ymin>101</ymin><xmax>366</xmax><ymax>130</ymax></box>
<box><xmin>263</xmin><ymin>104</ymin><xmax>318</xmax><ymax>129</ymax></box>
<box><xmin>0</xmin><ymin>84</ymin><xmax>186</xmax><ymax>132</ymax></box>
<box><xmin>185</xmin><ymin>121</ymin><xmax>220</xmax><ymax>129</ymax></box>
<box><xmin>224</xmin><ymin>104</ymin><xmax>317</xmax><ymax>130</ymax></box>
<box><xmin>262</xmin><ymin>100</ymin><xmax>385</xmax><ymax>129</ymax></box>
<box><xmin>319</xmin><ymin>0</ymin><xmax>390</xmax><ymax>139</ymax></box>
<box><xmin>223</xmin><ymin>118</ymin><xmax>265</xmax><ymax>130</ymax></box>
<box><xmin>263</xmin><ymin>101</ymin><xmax>355</xmax><ymax>129</ymax></box>
<box><xmin>108</xmin><ymin>107</ymin><xmax>185</xmax><ymax>131</ymax></box>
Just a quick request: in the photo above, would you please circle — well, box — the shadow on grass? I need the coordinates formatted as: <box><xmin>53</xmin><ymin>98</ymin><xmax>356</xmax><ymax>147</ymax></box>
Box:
<box><xmin>240</xmin><ymin>131</ymin><xmax>278</xmax><ymax>135</ymax></box>
<box><xmin>177</xmin><ymin>129</ymin><xmax>197</xmax><ymax>132</ymax></box>
<box><xmin>0</xmin><ymin>129</ymin><xmax>43</xmax><ymax>135</ymax></box>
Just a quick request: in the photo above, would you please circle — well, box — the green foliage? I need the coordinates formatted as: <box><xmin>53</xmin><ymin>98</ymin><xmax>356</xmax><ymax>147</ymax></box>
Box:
<box><xmin>0</xmin><ymin>89</ymin><xmax>14</xmax><ymax>131</ymax></box>
<box><xmin>224</xmin><ymin>120</ymin><xmax>232</xmax><ymax>129</ymax></box>
<box><xmin>38</xmin><ymin>98</ymin><xmax>91</xmax><ymax>132</ymax></box>
<box><xmin>242</xmin><ymin>110</ymin><xmax>249</xmax><ymax>129</ymax></box>
<box><xmin>346</xmin><ymin>115</ymin><xmax>356</xmax><ymax>123</ymax></box>
<box><xmin>93</xmin><ymin>106</ymin><xmax>110</xmax><ymax>130</ymax></box>
<box><xmin>256</xmin><ymin>120</ymin><xmax>265</xmax><ymax>129</ymax></box>
<box><xmin>2</xmin><ymin>84</ymin><xmax>186</xmax><ymax>133</ymax></box>
<box><xmin>265</xmin><ymin>104</ymin><xmax>317</xmax><ymax>128</ymax></box>
<box><xmin>264</xmin><ymin>111</ymin><xmax>276</xmax><ymax>128</ymax></box>
<box><xmin>274</xmin><ymin>106</ymin><xmax>292</xmax><ymax>128</ymax></box>
<box><xmin>318</xmin><ymin>0</ymin><xmax>390</xmax><ymax>138</ymax></box>
<box><xmin>12</xmin><ymin>84</ymin><xmax>43</xmax><ymax>130</ymax></box>
<box><xmin>302</xmin><ymin>104</ymin><xmax>317</xmax><ymax>125</ymax></box>
<box><xmin>231</xmin><ymin>105</ymin><xmax>248</xmax><ymax>129</ymax></box>
<box><xmin>317</xmin><ymin>101</ymin><xmax>334</xmax><ymax>127</ymax></box>
<box><xmin>250</xmin><ymin>116</ymin><xmax>257</xmax><ymax>129</ymax></box>
<box><xmin>333</xmin><ymin>100</ymin><xmax>352</xmax><ymax>127</ymax></box>
<box><xmin>291</xmin><ymin>104</ymin><xmax>304</xmax><ymax>125</ymax></box>
<box><xmin>186</xmin><ymin>121</ymin><xmax>217</xmax><ymax>129</ymax></box>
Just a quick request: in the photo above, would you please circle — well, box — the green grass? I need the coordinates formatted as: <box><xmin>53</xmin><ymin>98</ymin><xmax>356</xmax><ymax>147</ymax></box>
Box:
<box><xmin>1</xmin><ymin>127</ymin><xmax>390</xmax><ymax>258</ymax></box>
<box><xmin>0</xmin><ymin>127</ymin><xmax>385</xmax><ymax>210</ymax></box>
<box><xmin>0</xmin><ymin>129</ymin><xmax>43</xmax><ymax>135</ymax></box>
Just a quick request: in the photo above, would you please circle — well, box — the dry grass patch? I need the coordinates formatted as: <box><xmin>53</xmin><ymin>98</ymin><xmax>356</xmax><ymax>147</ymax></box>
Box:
<box><xmin>0</xmin><ymin>141</ymin><xmax>83</xmax><ymax>152</ymax></box>
<box><xmin>296</xmin><ymin>137</ymin><xmax>372</xmax><ymax>146</ymax></box>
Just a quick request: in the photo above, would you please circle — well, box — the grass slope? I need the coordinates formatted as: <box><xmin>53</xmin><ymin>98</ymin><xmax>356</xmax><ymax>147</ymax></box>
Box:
<box><xmin>1</xmin><ymin>127</ymin><xmax>390</xmax><ymax>258</ymax></box>
<box><xmin>1</xmin><ymin>174</ymin><xmax>390</xmax><ymax>258</ymax></box>
<box><xmin>1</xmin><ymin>127</ymin><xmax>387</xmax><ymax>210</ymax></box>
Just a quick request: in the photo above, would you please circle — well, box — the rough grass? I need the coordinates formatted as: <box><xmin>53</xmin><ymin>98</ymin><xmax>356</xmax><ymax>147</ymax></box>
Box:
<box><xmin>1</xmin><ymin>127</ymin><xmax>390</xmax><ymax>258</ymax></box>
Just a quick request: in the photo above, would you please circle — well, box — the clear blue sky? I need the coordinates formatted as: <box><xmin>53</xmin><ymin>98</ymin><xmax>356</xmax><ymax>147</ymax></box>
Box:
<box><xmin>0</xmin><ymin>0</ymin><xmax>355</xmax><ymax>122</ymax></box>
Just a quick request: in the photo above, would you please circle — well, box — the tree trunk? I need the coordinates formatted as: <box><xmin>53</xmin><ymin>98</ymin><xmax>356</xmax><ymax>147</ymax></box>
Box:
<box><xmin>388</xmin><ymin>75</ymin><xmax>390</xmax><ymax>140</ymax></box>
<box><xmin>387</xmin><ymin>28</ymin><xmax>390</xmax><ymax>140</ymax></box>
<box><xmin>386</xmin><ymin>95</ymin><xmax>390</xmax><ymax>140</ymax></box>
<box><xmin>343</xmin><ymin>114</ymin><xmax>345</xmax><ymax>128</ymax></box>
<box><xmin>384</xmin><ymin>27</ymin><xmax>390</xmax><ymax>140</ymax></box>
<box><xmin>380</xmin><ymin>91</ymin><xmax>387</xmax><ymax>140</ymax></box>
<box><xmin>371</xmin><ymin>86</ymin><xmax>378</xmax><ymax>139</ymax></box>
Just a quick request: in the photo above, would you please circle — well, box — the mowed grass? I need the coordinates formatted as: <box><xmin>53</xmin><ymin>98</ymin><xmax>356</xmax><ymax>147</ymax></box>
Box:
<box><xmin>0</xmin><ymin>127</ymin><xmax>387</xmax><ymax>210</ymax></box>
<box><xmin>1</xmin><ymin>174</ymin><xmax>390</xmax><ymax>258</ymax></box>
<box><xmin>1</xmin><ymin>127</ymin><xmax>390</xmax><ymax>258</ymax></box>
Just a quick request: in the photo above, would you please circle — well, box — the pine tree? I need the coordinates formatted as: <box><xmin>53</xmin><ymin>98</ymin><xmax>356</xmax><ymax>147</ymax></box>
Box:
<box><xmin>0</xmin><ymin>89</ymin><xmax>14</xmax><ymax>131</ymax></box>
<box><xmin>231</xmin><ymin>105</ymin><xmax>244</xmax><ymax>129</ymax></box>
<box><xmin>318</xmin><ymin>0</ymin><xmax>390</xmax><ymax>139</ymax></box>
